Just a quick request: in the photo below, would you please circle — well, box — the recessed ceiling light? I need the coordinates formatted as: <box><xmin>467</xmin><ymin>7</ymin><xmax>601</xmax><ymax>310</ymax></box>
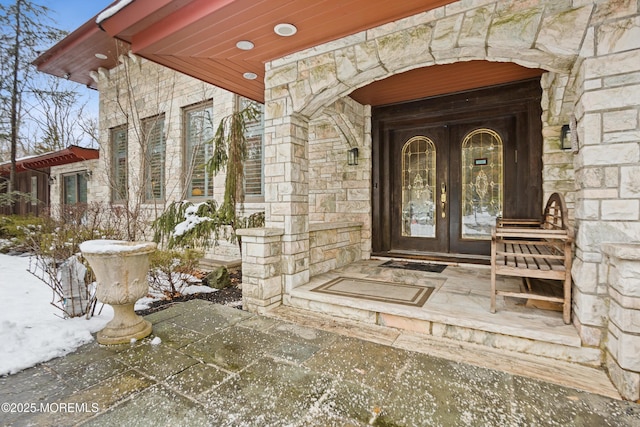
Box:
<box><xmin>95</xmin><ymin>53</ymin><xmax>108</xmax><ymax>60</ymax></box>
<box><xmin>243</xmin><ymin>72</ymin><xmax>258</xmax><ymax>80</ymax></box>
<box><xmin>274</xmin><ymin>23</ymin><xmax>297</xmax><ymax>37</ymax></box>
<box><xmin>236</xmin><ymin>40</ymin><xmax>255</xmax><ymax>50</ymax></box>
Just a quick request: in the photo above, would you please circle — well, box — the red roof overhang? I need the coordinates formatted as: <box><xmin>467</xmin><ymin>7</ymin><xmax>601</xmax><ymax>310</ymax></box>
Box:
<box><xmin>36</xmin><ymin>0</ymin><xmax>458</xmax><ymax>102</ymax></box>
<box><xmin>0</xmin><ymin>146</ymin><xmax>99</xmax><ymax>176</ymax></box>
<box><xmin>35</xmin><ymin>0</ymin><xmax>544</xmax><ymax>106</ymax></box>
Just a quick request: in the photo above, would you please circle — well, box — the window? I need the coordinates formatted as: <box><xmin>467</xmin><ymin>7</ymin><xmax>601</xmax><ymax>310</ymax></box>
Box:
<box><xmin>460</xmin><ymin>128</ymin><xmax>503</xmax><ymax>240</ymax></box>
<box><xmin>111</xmin><ymin>125</ymin><xmax>128</xmax><ymax>202</ymax></box>
<box><xmin>184</xmin><ymin>102</ymin><xmax>214</xmax><ymax>198</ymax></box>
<box><xmin>63</xmin><ymin>172</ymin><xmax>88</xmax><ymax>205</ymax></box>
<box><xmin>241</xmin><ymin>98</ymin><xmax>264</xmax><ymax>197</ymax></box>
<box><xmin>143</xmin><ymin>115</ymin><xmax>166</xmax><ymax>201</ymax></box>
<box><xmin>401</xmin><ymin>136</ymin><xmax>436</xmax><ymax>238</ymax></box>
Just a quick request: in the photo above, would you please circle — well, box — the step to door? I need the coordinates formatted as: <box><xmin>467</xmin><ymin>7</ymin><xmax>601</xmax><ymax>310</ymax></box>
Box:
<box><xmin>284</xmin><ymin>293</ymin><xmax>602</xmax><ymax>367</ymax></box>
<box><xmin>266</xmin><ymin>304</ymin><xmax>618</xmax><ymax>399</ymax></box>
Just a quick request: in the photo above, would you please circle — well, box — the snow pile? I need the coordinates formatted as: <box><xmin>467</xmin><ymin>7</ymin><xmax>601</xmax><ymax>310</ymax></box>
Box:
<box><xmin>79</xmin><ymin>239</ymin><xmax>156</xmax><ymax>254</ymax></box>
<box><xmin>172</xmin><ymin>203</ymin><xmax>212</xmax><ymax>237</ymax></box>
<box><xmin>0</xmin><ymin>254</ymin><xmax>113</xmax><ymax>376</ymax></box>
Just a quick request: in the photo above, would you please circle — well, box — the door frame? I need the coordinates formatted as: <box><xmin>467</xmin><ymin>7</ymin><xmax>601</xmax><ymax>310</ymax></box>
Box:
<box><xmin>371</xmin><ymin>78</ymin><xmax>543</xmax><ymax>263</ymax></box>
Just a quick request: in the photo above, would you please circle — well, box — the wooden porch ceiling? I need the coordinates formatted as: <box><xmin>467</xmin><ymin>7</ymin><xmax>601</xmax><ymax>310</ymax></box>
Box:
<box><xmin>350</xmin><ymin>61</ymin><xmax>546</xmax><ymax>107</ymax></box>
<box><xmin>37</xmin><ymin>0</ymin><xmax>456</xmax><ymax>101</ymax></box>
<box><xmin>35</xmin><ymin>0</ymin><xmax>545</xmax><ymax>107</ymax></box>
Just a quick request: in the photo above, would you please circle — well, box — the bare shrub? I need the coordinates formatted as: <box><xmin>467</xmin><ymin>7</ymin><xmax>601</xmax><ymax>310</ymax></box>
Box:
<box><xmin>22</xmin><ymin>202</ymin><xmax>141</xmax><ymax>318</ymax></box>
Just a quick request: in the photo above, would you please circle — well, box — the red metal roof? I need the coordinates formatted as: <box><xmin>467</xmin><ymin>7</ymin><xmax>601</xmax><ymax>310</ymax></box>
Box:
<box><xmin>0</xmin><ymin>146</ymin><xmax>99</xmax><ymax>176</ymax></box>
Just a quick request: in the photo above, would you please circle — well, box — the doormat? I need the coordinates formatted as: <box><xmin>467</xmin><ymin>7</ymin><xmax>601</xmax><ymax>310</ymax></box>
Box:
<box><xmin>311</xmin><ymin>277</ymin><xmax>437</xmax><ymax>307</ymax></box>
<box><xmin>380</xmin><ymin>260</ymin><xmax>447</xmax><ymax>273</ymax></box>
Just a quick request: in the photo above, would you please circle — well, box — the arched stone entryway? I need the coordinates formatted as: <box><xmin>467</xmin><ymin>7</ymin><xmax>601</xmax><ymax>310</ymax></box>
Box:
<box><xmin>257</xmin><ymin>0</ymin><xmax>591</xmax><ymax>300</ymax></box>
<box><xmin>238</xmin><ymin>0</ymin><xmax>640</xmax><ymax>401</ymax></box>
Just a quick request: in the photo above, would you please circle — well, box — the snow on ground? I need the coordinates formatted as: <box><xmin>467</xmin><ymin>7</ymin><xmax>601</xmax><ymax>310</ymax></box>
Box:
<box><xmin>0</xmin><ymin>254</ymin><xmax>114</xmax><ymax>376</ymax></box>
<box><xmin>0</xmin><ymin>252</ymin><xmax>219</xmax><ymax>375</ymax></box>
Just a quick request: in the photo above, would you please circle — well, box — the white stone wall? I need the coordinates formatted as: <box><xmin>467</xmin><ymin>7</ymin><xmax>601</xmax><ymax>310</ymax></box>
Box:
<box><xmin>571</xmin><ymin>1</ymin><xmax>640</xmax><ymax>347</ymax></box>
<box><xmin>308</xmin><ymin>97</ymin><xmax>372</xmax><ymax>257</ymax></box>
<box><xmin>260</xmin><ymin>0</ymin><xmax>640</xmax><ymax>356</ymax></box>
<box><xmin>93</xmin><ymin>56</ymin><xmax>264</xmax><ymax>255</ymax></box>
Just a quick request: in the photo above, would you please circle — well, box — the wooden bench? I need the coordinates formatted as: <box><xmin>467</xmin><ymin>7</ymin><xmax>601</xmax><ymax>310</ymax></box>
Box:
<box><xmin>490</xmin><ymin>193</ymin><xmax>573</xmax><ymax>324</ymax></box>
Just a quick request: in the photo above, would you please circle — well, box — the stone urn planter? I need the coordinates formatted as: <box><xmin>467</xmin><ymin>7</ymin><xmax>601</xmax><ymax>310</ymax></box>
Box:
<box><xmin>80</xmin><ymin>240</ymin><xmax>156</xmax><ymax>345</ymax></box>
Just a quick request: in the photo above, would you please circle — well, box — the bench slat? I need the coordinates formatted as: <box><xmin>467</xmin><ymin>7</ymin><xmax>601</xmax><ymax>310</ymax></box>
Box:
<box><xmin>490</xmin><ymin>192</ymin><xmax>572</xmax><ymax>324</ymax></box>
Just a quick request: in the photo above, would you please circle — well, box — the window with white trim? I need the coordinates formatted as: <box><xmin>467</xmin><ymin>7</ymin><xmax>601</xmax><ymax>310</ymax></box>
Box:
<box><xmin>241</xmin><ymin>98</ymin><xmax>264</xmax><ymax>197</ymax></box>
<box><xmin>184</xmin><ymin>102</ymin><xmax>214</xmax><ymax>198</ymax></box>
<box><xmin>110</xmin><ymin>125</ymin><xmax>128</xmax><ymax>202</ymax></box>
<box><xmin>143</xmin><ymin>115</ymin><xmax>166</xmax><ymax>201</ymax></box>
<box><xmin>63</xmin><ymin>172</ymin><xmax>87</xmax><ymax>205</ymax></box>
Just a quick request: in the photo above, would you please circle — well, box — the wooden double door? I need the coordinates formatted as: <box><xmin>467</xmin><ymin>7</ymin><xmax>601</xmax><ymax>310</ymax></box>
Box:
<box><xmin>372</xmin><ymin>79</ymin><xmax>543</xmax><ymax>262</ymax></box>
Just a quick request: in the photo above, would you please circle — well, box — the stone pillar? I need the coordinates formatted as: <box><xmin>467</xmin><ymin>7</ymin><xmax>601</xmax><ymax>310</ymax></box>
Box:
<box><xmin>571</xmin><ymin>14</ymin><xmax>640</xmax><ymax>347</ymax></box>
<box><xmin>264</xmin><ymin>112</ymin><xmax>310</xmax><ymax>295</ymax></box>
<box><xmin>236</xmin><ymin>228</ymin><xmax>284</xmax><ymax>314</ymax></box>
<box><xmin>602</xmin><ymin>243</ymin><xmax>640</xmax><ymax>401</ymax></box>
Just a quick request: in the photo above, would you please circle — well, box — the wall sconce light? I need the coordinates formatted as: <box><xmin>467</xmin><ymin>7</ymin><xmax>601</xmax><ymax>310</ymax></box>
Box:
<box><xmin>347</xmin><ymin>147</ymin><xmax>359</xmax><ymax>166</ymax></box>
<box><xmin>560</xmin><ymin>124</ymin><xmax>572</xmax><ymax>150</ymax></box>
<box><xmin>84</xmin><ymin>170</ymin><xmax>93</xmax><ymax>180</ymax></box>
<box><xmin>48</xmin><ymin>175</ymin><xmax>56</xmax><ymax>185</ymax></box>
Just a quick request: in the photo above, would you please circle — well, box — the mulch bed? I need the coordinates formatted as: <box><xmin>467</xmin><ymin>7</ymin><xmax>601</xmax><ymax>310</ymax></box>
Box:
<box><xmin>136</xmin><ymin>268</ymin><xmax>243</xmax><ymax>316</ymax></box>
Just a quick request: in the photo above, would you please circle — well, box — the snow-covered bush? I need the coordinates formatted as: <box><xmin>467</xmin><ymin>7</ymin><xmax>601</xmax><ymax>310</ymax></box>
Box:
<box><xmin>152</xmin><ymin>199</ymin><xmax>264</xmax><ymax>253</ymax></box>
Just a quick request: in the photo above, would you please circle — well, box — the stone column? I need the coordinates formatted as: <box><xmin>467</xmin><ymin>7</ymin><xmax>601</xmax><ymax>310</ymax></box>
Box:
<box><xmin>236</xmin><ymin>228</ymin><xmax>284</xmax><ymax>314</ymax></box>
<box><xmin>602</xmin><ymin>243</ymin><xmax>640</xmax><ymax>401</ymax></box>
<box><xmin>264</xmin><ymin>112</ymin><xmax>310</xmax><ymax>296</ymax></box>
<box><xmin>571</xmin><ymin>16</ymin><xmax>640</xmax><ymax>347</ymax></box>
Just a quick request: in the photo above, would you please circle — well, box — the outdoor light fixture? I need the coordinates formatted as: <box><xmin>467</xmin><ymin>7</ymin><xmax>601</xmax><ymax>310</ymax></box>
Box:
<box><xmin>274</xmin><ymin>23</ymin><xmax>297</xmax><ymax>37</ymax></box>
<box><xmin>236</xmin><ymin>40</ymin><xmax>254</xmax><ymax>50</ymax></box>
<box><xmin>347</xmin><ymin>147</ymin><xmax>359</xmax><ymax>166</ymax></box>
<box><xmin>243</xmin><ymin>72</ymin><xmax>258</xmax><ymax>80</ymax></box>
<box><xmin>560</xmin><ymin>124</ymin><xmax>572</xmax><ymax>150</ymax></box>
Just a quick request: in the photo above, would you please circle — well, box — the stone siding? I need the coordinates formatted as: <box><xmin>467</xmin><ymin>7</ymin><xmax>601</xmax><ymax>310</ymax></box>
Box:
<box><xmin>260</xmin><ymin>0</ymin><xmax>640</xmax><ymax>364</ymax></box>
<box><xmin>570</xmin><ymin>3</ymin><xmax>640</xmax><ymax>348</ymax></box>
<box><xmin>308</xmin><ymin>97</ymin><xmax>372</xmax><ymax>256</ymax></box>
<box><xmin>92</xmin><ymin>56</ymin><xmax>263</xmax><ymax>253</ymax></box>
<box><xmin>309</xmin><ymin>221</ymin><xmax>363</xmax><ymax>276</ymax></box>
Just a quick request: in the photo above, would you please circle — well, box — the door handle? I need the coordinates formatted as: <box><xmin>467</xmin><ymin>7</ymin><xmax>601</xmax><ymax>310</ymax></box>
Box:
<box><xmin>440</xmin><ymin>182</ymin><xmax>447</xmax><ymax>218</ymax></box>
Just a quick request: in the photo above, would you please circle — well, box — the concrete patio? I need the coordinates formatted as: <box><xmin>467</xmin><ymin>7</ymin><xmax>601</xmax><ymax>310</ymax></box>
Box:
<box><xmin>1</xmin><ymin>299</ymin><xmax>639</xmax><ymax>426</ymax></box>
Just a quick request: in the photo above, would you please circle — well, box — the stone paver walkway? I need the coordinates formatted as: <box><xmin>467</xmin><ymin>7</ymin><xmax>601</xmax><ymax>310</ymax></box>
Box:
<box><xmin>1</xmin><ymin>300</ymin><xmax>639</xmax><ymax>426</ymax></box>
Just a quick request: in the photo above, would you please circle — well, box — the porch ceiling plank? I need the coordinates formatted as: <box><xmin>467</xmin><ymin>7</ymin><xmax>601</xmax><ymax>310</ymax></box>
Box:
<box><xmin>148</xmin><ymin>54</ymin><xmax>265</xmax><ymax>102</ymax></box>
<box><xmin>132</xmin><ymin>0</ymin><xmax>251</xmax><ymax>55</ymax></box>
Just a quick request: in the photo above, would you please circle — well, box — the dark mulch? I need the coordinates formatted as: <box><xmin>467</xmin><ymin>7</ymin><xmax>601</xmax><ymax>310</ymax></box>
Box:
<box><xmin>136</xmin><ymin>268</ymin><xmax>243</xmax><ymax>316</ymax></box>
<box><xmin>136</xmin><ymin>285</ymin><xmax>242</xmax><ymax>316</ymax></box>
